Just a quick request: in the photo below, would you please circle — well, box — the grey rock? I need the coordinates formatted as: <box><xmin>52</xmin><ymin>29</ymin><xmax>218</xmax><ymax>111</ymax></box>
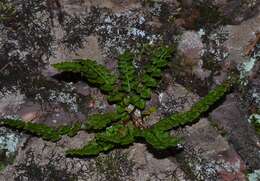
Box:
<box><xmin>210</xmin><ymin>94</ymin><xmax>260</xmax><ymax>170</ymax></box>
<box><xmin>176</xmin><ymin>118</ymin><xmax>247</xmax><ymax>181</ymax></box>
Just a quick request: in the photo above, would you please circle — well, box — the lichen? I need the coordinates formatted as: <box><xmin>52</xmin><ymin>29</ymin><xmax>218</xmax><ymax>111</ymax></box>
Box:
<box><xmin>95</xmin><ymin>150</ymin><xmax>134</xmax><ymax>181</ymax></box>
<box><xmin>239</xmin><ymin>51</ymin><xmax>259</xmax><ymax>85</ymax></box>
<box><xmin>0</xmin><ymin>127</ymin><xmax>21</xmax><ymax>172</ymax></box>
<box><xmin>248</xmin><ymin>169</ymin><xmax>260</xmax><ymax>181</ymax></box>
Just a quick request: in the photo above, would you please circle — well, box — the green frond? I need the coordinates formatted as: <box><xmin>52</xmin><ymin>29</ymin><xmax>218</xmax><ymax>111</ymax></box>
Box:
<box><xmin>96</xmin><ymin>123</ymin><xmax>137</xmax><ymax>145</ymax></box>
<box><xmin>118</xmin><ymin>51</ymin><xmax>137</xmax><ymax>93</ymax></box>
<box><xmin>142</xmin><ymin>129</ymin><xmax>181</xmax><ymax>150</ymax></box>
<box><xmin>23</xmin><ymin>122</ymin><xmax>61</xmax><ymax>142</ymax></box>
<box><xmin>53</xmin><ymin>60</ymin><xmax>117</xmax><ymax>92</ymax></box>
<box><xmin>84</xmin><ymin>112</ymin><xmax>118</xmax><ymax>130</ymax></box>
<box><xmin>66</xmin><ymin>140</ymin><xmax>115</xmax><ymax>157</ymax></box>
<box><xmin>0</xmin><ymin>118</ymin><xmax>25</xmax><ymax>130</ymax></box>
<box><xmin>107</xmin><ymin>91</ymin><xmax>125</xmax><ymax>104</ymax></box>
<box><xmin>153</xmin><ymin>82</ymin><xmax>231</xmax><ymax>131</ymax></box>
<box><xmin>66</xmin><ymin>123</ymin><xmax>141</xmax><ymax>156</ymax></box>
<box><xmin>129</xmin><ymin>95</ymin><xmax>146</xmax><ymax>110</ymax></box>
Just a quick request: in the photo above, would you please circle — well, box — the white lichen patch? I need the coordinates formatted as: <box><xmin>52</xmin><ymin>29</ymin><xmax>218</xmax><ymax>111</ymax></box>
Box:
<box><xmin>34</xmin><ymin>82</ymin><xmax>79</xmax><ymax>112</ymax></box>
<box><xmin>248</xmin><ymin>169</ymin><xmax>260</xmax><ymax>181</ymax></box>
<box><xmin>48</xmin><ymin>89</ymin><xmax>79</xmax><ymax>112</ymax></box>
<box><xmin>248</xmin><ymin>114</ymin><xmax>260</xmax><ymax>124</ymax></box>
<box><xmin>189</xmin><ymin>158</ymin><xmax>243</xmax><ymax>180</ymax></box>
<box><xmin>96</xmin><ymin>11</ymin><xmax>161</xmax><ymax>55</ymax></box>
<box><xmin>252</xmin><ymin>90</ymin><xmax>260</xmax><ymax>105</ymax></box>
<box><xmin>240</xmin><ymin>57</ymin><xmax>257</xmax><ymax>81</ymax></box>
<box><xmin>239</xmin><ymin>51</ymin><xmax>259</xmax><ymax>85</ymax></box>
<box><xmin>0</xmin><ymin>128</ymin><xmax>20</xmax><ymax>156</ymax></box>
<box><xmin>201</xmin><ymin>27</ymin><xmax>229</xmax><ymax>62</ymax></box>
<box><xmin>127</xmin><ymin>27</ymin><xmax>146</xmax><ymax>38</ymax></box>
<box><xmin>148</xmin><ymin>2</ymin><xmax>162</xmax><ymax>16</ymax></box>
<box><xmin>198</xmin><ymin>28</ymin><xmax>206</xmax><ymax>38</ymax></box>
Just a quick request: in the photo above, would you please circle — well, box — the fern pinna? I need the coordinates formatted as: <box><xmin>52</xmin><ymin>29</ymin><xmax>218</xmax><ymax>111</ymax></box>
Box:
<box><xmin>0</xmin><ymin>45</ymin><xmax>231</xmax><ymax>157</ymax></box>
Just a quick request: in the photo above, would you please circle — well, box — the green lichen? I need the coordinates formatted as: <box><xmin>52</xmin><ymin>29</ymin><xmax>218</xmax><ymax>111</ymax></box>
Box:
<box><xmin>0</xmin><ymin>45</ymin><xmax>232</xmax><ymax>157</ymax></box>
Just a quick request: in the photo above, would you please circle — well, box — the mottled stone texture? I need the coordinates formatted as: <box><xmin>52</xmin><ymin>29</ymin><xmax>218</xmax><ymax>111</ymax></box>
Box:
<box><xmin>0</xmin><ymin>0</ymin><xmax>260</xmax><ymax>180</ymax></box>
<box><xmin>210</xmin><ymin>94</ymin><xmax>260</xmax><ymax>170</ymax></box>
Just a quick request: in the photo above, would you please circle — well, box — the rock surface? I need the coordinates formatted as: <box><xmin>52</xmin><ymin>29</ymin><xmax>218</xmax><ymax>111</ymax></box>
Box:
<box><xmin>0</xmin><ymin>0</ymin><xmax>260</xmax><ymax>180</ymax></box>
<box><xmin>210</xmin><ymin>94</ymin><xmax>260</xmax><ymax>170</ymax></box>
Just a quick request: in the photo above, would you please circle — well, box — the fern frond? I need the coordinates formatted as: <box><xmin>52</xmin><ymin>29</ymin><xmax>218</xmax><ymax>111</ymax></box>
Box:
<box><xmin>143</xmin><ymin>46</ymin><xmax>173</xmax><ymax>79</ymax></box>
<box><xmin>66</xmin><ymin>140</ymin><xmax>115</xmax><ymax>157</ymax></box>
<box><xmin>24</xmin><ymin>122</ymin><xmax>61</xmax><ymax>141</ymax></box>
<box><xmin>53</xmin><ymin>60</ymin><xmax>117</xmax><ymax>92</ymax></box>
<box><xmin>0</xmin><ymin>118</ymin><xmax>25</xmax><ymax>130</ymax></box>
<box><xmin>142</xmin><ymin>129</ymin><xmax>181</xmax><ymax>150</ymax></box>
<box><xmin>84</xmin><ymin>112</ymin><xmax>118</xmax><ymax>130</ymax></box>
<box><xmin>96</xmin><ymin>123</ymin><xmax>137</xmax><ymax>145</ymax></box>
<box><xmin>153</xmin><ymin>82</ymin><xmax>231</xmax><ymax>131</ymax></box>
<box><xmin>118</xmin><ymin>51</ymin><xmax>137</xmax><ymax>93</ymax></box>
<box><xmin>66</xmin><ymin>123</ymin><xmax>139</xmax><ymax>156</ymax></box>
<box><xmin>137</xmin><ymin>46</ymin><xmax>173</xmax><ymax>98</ymax></box>
<box><xmin>0</xmin><ymin>119</ymin><xmax>61</xmax><ymax>141</ymax></box>
<box><xmin>0</xmin><ymin>119</ymin><xmax>83</xmax><ymax>142</ymax></box>
<box><xmin>129</xmin><ymin>95</ymin><xmax>146</xmax><ymax>110</ymax></box>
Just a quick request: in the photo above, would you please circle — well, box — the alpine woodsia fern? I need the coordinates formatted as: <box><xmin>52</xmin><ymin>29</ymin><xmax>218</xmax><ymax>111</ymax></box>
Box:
<box><xmin>0</xmin><ymin>45</ymin><xmax>231</xmax><ymax>157</ymax></box>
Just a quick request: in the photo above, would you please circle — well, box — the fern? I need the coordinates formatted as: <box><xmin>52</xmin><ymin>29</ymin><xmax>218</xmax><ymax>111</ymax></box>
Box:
<box><xmin>24</xmin><ymin>122</ymin><xmax>61</xmax><ymax>141</ymax></box>
<box><xmin>66</xmin><ymin>140</ymin><xmax>114</xmax><ymax>157</ymax></box>
<box><xmin>0</xmin><ymin>119</ymin><xmax>61</xmax><ymax>142</ymax></box>
<box><xmin>95</xmin><ymin>123</ymin><xmax>137</xmax><ymax>145</ymax></box>
<box><xmin>118</xmin><ymin>51</ymin><xmax>137</xmax><ymax>93</ymax></box>
<box><xmin>142</xmin><ymin>129</ymin><xmax>181</xmax><ymax>150</ymax></box>
<box><xmin>64</xmin><ymin>81</ymin><xmax>231</xmax><ymax>156</ymax></box>
<box><xmin>53</xmin><ymin>60</ymin><xmax>117</xmax><ymax>92</ymax></box>
<box><xmin>0</xmin><ymin>119</ymin><xmax>25</xmax><ymax>130</ymax></box>
<box><xmin>153</xmin><ymin>82</ymin><xmax>231</xmax><ymax>131</ymax></box>
<box><xmin>0</xmin><ymin>44</ymin><xmax>232</xmax><ymax>157</ymax></box>
<box><xmin>142</xmin><ymin>46</ymin><xmax>173</xmax><ymax>85</ymax></box>
<box><xmin>84</xmin><ymin>112</ymin><xmax>118</xmax><ymax>130</ymax></box>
